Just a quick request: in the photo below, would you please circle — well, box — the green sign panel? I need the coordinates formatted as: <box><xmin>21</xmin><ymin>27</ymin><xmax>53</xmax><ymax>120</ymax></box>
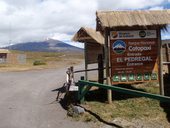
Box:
<box><xmin>144</xmin><ymin>73</ymin><xmax>150</xmax><ymax>80</ymax></box>
<box><xmin>112</xmin><ymin>74</ymin><xmax>120</xmax><ymax>82</ymax></box>
<box><xmin>121</xmin><ymin>74</ymin><xmax>127</xmax><ymax>82</ymax></box>
<box><xmin>112</xmin><ymin>73</ymin><xmax>157</xmax><ymax>83</ymax></box>
<box><xmin>151</xmin><ymin>73</ymin><xmax>157</xmax><ymax>80</ymax></box>
<box><xmin>136</xmin><ymin>73</ymin><xmax>142</xmax><ymax>81</ymax></box>
<box><xmin>128</xmin><ymin>74</ymin><xmax>135</xmax><ymax>81</ymax></box>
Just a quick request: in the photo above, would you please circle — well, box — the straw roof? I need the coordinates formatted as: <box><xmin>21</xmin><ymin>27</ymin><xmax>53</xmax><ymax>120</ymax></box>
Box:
<box><xmin>0</xmin><ymin>49</ymin><xmax>10</xmax><ymax>53</ymax></box>
<box><xmin>72</xmin><ymin>27</ymin><xmax>104</xmax><ymax>44</ymax></box>
<box><xmin>96</xmin><ymin>10</ymin><xmax>170</xmax><ymax>30</ymax></box>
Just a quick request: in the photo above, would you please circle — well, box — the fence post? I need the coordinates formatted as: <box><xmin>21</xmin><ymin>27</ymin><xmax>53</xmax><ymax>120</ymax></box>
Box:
<box><xmin>78</xmin><ymin>76</ymin><xmax>85</xmax><ymax>104</ymax></box>
<box><xmin>104</xmin><ymin>28</ymin><xmax>112</xmax><ymax>104</ymax></box>
<box><xmin>98</xmin><ymin>54</ymin><xmax>104</xmax><ymax>84</ymax></box>
<box><xmin>85</xmin><ymin>43</ymin><xmax>88</xmax><ymax>80</ymax></box>
<box><xmin>70</xmin><ymin>66</ymin><xmax>74</xmax><ymax>85</ymax></box>
<box><xmin>158</xmin><ymin>29</ymin><xmax>164</xmax><ymax>95</ymax></box>
<box><xmin>165</xmin><ymin>43</ymin><xmax>170</xmax><ymax>74</ymax></box>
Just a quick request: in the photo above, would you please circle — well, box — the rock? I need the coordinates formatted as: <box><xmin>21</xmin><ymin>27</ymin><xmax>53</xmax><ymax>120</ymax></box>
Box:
<box><xmin>67</xmin><ymin>105</ymin><xmax>85</xmax><ymax>117</ymax></box>
<box><xmin>73</xmin><ymin>106</ymin><xmax>85</xmax><ymax>114</ymax></box>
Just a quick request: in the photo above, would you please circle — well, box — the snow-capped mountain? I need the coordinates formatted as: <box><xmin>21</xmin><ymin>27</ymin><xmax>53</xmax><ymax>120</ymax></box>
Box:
<box><xmin>4</xmin><ymin>39</ymin><xmax>83</xmax><ymax>52</ymax></box>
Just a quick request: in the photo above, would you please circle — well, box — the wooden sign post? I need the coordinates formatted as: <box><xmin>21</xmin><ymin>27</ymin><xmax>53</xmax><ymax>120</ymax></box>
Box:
<box><xmin>157</xmin><ymin>29</ymin><xmax>164</xmax><ymax>95</ymax></box>
<box><xmin>104</xmin><ymin>28</ymin><xmax>112</xmax><ymax>104</ymax></box>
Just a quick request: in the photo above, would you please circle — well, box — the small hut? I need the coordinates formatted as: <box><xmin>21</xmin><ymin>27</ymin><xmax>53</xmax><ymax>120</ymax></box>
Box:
<box><xmin>0</xmin><ymin>49</ymin><xmax>10</xmax><ymax>63</ymax></box>
<box><xmin>72</xmin><ymin>27</ymin><xmax>104</xmax><ymax>80</ymax></box>
<box><xmin>95</xmin><ymin>10</ymin><xmax>170</xmax><ymax>102</ymax></box>
<box><xmin>0</xmin><ymin>49</ymin><xmax>26</xmax><ymax>65</ymax></box>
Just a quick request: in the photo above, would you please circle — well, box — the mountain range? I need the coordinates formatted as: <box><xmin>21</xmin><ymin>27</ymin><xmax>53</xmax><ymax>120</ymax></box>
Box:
<box><xmin>4</xmin><ymin>39</ymin><xmax>83</xmax><ymax>52</ymax></box>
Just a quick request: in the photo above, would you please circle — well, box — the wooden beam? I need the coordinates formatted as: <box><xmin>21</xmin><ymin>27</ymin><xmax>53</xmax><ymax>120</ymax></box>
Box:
<box><xmin>163</xmin><ymin>62</ymin><xmax>170</xmax><ymax>65</ymax></box>
<box><xmin>104</xmin><ymin>28</ymin><xmax>112</xmax><ymax>104</ymax></box>
<box><xmin>98</xmin><ymin>54</ymin><xmax>104</xmax><ymax>84</ymax></box>
<box><xmin>77</xmin><ymin>37</ymin><xmax>92</xmax><ymax>40</ymax></box>
<box><xmin>165</xmin><ymin>43</ymin><xmax>170</xmax><ymax>73</ymax></box>
<box><xmin>158</xmin><ymin>28</ymin><xmax>164</xmax><ymax>95</ymax></box>
<box><xmin>84</xmin><ymin>43</ymin><xmax>88</xmax><ymax>80</ymax></box>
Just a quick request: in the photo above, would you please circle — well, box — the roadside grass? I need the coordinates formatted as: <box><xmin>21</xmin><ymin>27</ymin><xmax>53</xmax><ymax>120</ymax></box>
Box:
<box><xmin>81</xmin><ymin>99</ymin><xmax>164</xmax><ymax>121</ymax></box>
<box><xmin>73</xmin><ymin>82</ymin><xmax>169</xmax><ymax>126</ymax></box>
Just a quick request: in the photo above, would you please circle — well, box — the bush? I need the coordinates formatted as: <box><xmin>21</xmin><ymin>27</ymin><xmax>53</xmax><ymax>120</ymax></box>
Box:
<box><xmin>33</xmin><ymin>60</ymin><xmax>46</xmax><ymax>66</ymax></box>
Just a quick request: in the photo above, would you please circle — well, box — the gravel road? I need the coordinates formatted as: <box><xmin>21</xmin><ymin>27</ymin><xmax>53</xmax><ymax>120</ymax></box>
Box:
<box><xmin>0</xmin><ymin>65</ymin><xmax>91</xmax><ymax>128</ymax></box>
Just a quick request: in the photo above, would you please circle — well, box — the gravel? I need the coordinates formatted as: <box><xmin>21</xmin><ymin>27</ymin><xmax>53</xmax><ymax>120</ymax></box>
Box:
<box><xmin>0</xmin><ymin>64</ymin><xmax>92</xmax><ymax>128</ymax></box>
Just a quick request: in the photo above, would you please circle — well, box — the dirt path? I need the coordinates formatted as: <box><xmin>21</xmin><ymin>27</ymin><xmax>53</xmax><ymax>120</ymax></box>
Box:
<box><xmin>0</xmin><ymin>64</ymin><xmax>91</xmax><ymax>128</ymax></box>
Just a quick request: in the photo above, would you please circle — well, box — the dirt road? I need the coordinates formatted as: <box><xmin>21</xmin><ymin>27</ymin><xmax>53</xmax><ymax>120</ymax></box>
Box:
<box><xmin>0</xmin><ymin>65</ymin><xmax>91</xmax><ymax>128</ymax></box>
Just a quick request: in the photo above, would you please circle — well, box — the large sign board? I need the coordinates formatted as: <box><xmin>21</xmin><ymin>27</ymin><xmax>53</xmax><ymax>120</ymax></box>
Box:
<box><xmin>110</xmin><ymin>30</ymin><xmax>159</xmax><ymax>84</ymax></box>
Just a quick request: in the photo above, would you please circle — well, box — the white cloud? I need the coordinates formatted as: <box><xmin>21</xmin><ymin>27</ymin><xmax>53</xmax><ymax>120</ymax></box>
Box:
<box><xmin>66</xmin><ymin>41</ymin><xmax>84</xmax><ymax>49</ymax></box>
<box><xmin>0</xmin><ymin>1</ymin><xmax>8</xmax><ymax>14</ymax></box>
<box><xmin>149</xmin><ymin>6</ymin><xmax>164</xmax><ymax>10</ymax></box>
<box><xmin>0</xmin><ymin>0</ymin><xmax>169</xmax><ymax>47</ymax></box>
<box><xmin>97</xmin><ymin>0</ymin><xmax>165</xmax><ymax>10</ymax></box>
<box><xmin>161</xmin><ymin>25</ymin><xmax>170</xmax><ymax>40</ymax></box>
<box><xmin>0</xmin><ymin>0</ymin><xmax>97</xmax><ymax>46</ymax></box>
<box><xmin>50</xmin><ymin>33</ymin><xmax>73</xmax><ymax>41</ymax></box>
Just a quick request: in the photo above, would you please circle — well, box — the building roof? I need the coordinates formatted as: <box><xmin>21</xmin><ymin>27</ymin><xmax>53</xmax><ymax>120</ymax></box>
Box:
<box><xmin>96</xmin><ymin>10</ymin><xmax>170</xmax><ymax>30</ymax></box>
<box><xmin>0</xmin><ymin>49</ymin><xmax>10</xmax><ymax>53</ymax></box>
<box><xmin>72</xmin><ymin>27</ymin><xmax>104</xmax><ymax>45</ymax></box>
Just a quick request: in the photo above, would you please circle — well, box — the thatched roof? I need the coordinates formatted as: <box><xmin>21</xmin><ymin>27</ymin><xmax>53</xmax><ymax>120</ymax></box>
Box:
<box><xmin>96</xmin><ymin>10</ymin><xmax>170</xmax><ymax>30</ymax></box>
<box><xmin>0</xmin><ymin>49</ymin><xmax>10</xmax><ymax>53</ymax></box>
<box><xmin>72</xmin><ymin>27</ymin><xmax>104</xmax><ymax>44</ymax></box>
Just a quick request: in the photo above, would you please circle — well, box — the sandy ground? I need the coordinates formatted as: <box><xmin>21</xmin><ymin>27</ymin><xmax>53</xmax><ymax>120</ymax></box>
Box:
<box><xmin>0</xmin><ymin>64</ymin><xmax>93</xmax><ymax>128</ymax></box>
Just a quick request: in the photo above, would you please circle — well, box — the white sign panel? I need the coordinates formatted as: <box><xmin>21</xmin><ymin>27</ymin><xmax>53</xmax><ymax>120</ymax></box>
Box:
<box><xmin>110</xmin><ymin>30</ymin><xmax>157</xmax><ymax>39</ymax></box>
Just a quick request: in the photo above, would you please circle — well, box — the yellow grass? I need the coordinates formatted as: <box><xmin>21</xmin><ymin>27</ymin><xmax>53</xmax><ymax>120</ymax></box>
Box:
<box><xmin>0</xmin><ymin>50</ymin><xmax>84</xmax><ymax>72</ymax></box>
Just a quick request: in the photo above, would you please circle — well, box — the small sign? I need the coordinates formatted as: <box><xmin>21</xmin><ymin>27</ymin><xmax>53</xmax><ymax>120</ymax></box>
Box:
<box><xmin>121</xmin><ymin>74</ymin><xmax>127</xmax><ymax>82</ymax></box>
<box><xmin>110</xmin><ymin>30</ymin><xmax>157</xmax><ymax>39</ymax></box>
<box><xmin>151</xmin><ymin>73</ymin><xmax>157</xmax><ymax>80</ymax></box>
<box><xmin>128</xmin><ymin>74</ymin><xmax>135</xmax><ymax>81</ymax></box>
<box><xmin>144</xmin><ymin>73</ymin><xmax>150</xmax><ymax>80</ymax></box>
<box><xmin>112</xmin><ymin>74</ymin><xmax>120</xmax><ymax>82</ymax></box>
<box><xmin>136</xmin><ymin>73</ymin><xmax>142</xmax><ymax>81</ymax></box>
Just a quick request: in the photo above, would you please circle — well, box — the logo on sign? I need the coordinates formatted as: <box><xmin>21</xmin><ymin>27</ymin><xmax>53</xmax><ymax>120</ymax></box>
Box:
<box><xmin>139</xmin><ymin>30</ymin><xmax>146</xmax><ymax>38</ymax></box>
<box><xmin>112</xmin><ymin>40</ymin><xmax>126</xmax><ymax>54</ymax></box>
<box><xmin>111</xmin><ymin>31</ymin><xmax>118</xmax><ymax>38</ymax></box>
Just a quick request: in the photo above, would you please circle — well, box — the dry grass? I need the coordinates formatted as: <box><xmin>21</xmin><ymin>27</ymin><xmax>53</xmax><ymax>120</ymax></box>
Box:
<box><xmin>74</xmin><ymin>82</ymin><xmax>170</xmax><ymax>127</ymax></box>
<box><xmin>0</xmin><ymin>50</ymin><xmax>84</xmax><ymax>72</ymax></box>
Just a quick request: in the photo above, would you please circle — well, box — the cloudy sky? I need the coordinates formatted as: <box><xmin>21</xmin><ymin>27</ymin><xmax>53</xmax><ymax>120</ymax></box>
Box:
<box><xmin>1</xmin><ymin>0</ymin><xmax>170</xmax><ymax>47</ymax></box>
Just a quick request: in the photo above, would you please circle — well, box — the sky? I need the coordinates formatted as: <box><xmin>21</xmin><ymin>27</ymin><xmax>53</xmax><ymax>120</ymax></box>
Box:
<box><xmin>1</xmin><ymin>0</ymin><xmax>170</xmax><ymax>48</ymax></box>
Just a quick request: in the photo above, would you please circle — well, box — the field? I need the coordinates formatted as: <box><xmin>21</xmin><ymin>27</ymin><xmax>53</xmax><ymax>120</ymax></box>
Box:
<box><xmin>0</xmin><ymin>50</ymin><xmax>84</xmax><ymax>71</ymax></box>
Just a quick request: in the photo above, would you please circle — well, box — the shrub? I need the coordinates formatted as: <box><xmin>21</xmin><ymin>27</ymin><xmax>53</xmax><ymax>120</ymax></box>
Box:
<box><xmin>33</xmin><ymin>60</ymin><xmax>46</xmax><ymax>66</ymax></box>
